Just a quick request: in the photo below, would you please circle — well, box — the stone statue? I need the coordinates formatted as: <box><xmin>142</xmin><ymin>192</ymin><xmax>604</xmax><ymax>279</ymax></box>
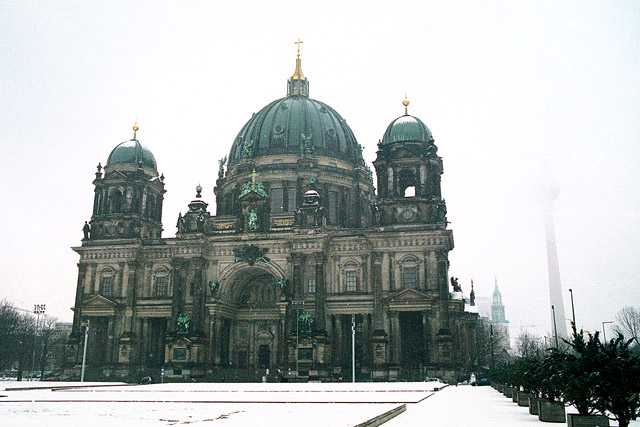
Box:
<box><xmin>247</xmin><ymin>208</ymin><xmax>258</xmax><ymax>231</ymax></box>
<box><xmin>450</xmin><ymin>277</ymin><xmax>462</xmax><ymax>293</ymax></box>
<box><xmin>218</xmin><ymin>156</ymin><xmax>227</xmax><ymax>178</ymax></box>
<box><xmin>176</xmin><ymin>212</ymin><xmax>185</xmax><ymax>232</ymax></box>
<box><xmin>176</xmin><ymin>313</ymin><xmax>190</xmax><ymax>334</ymax></box>
<box><xmin>82</xmin><ymin>221</ymin><xmax>91</xmax><ymax>240</ymax></box>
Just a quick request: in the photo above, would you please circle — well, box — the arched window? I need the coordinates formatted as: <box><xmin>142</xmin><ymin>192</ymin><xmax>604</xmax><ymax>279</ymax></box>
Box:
<box><xmin>404</xmin><ymin>186</ymin><xmax>416</xmax><ymax>197</ymax></box>
<box><xmin>99</xmin><ymin>268</ymin><xmax>115</xmax><ymax>297</ymax></box>
<box><xmin>153</xmin><ymin>267</ymin><xmax>170</xmax><ymax>297</ymax></box>
<box><xmin>341</xmin><ymin>260</ymin><xmax>360</xmax><ymax>292</ymax></box>
<box><xmin>109</xmin><ymin>190</ymin><xmax>123</xmax><ymax>213</ymax></box>
<box><xmin>398</xmin><ymin>169</ymin><xmax>417</xmax><ymax>198</ymax></box>
<box><xmin>399</xmin><ymin>255</ymin><xmax>420</xmax><ymax>289</ymax></box>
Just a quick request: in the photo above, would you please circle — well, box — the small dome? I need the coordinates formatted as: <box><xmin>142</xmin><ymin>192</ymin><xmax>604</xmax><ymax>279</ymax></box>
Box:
<box><xmin>381</xmin><ymin>114</ymin><xmax>433</xmax><ymax>145</ymax></box>
<box><xmin>106</xmin><ymin>138</ymin><xmax>157</xmax><ymax>170</ymax></box>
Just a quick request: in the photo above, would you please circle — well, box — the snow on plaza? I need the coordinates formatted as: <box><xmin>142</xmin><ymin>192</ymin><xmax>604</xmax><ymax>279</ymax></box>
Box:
<box><xmin>2</xmin><ymin>381</ymin><xmax>637</xmax><ymax>426</ymax></box>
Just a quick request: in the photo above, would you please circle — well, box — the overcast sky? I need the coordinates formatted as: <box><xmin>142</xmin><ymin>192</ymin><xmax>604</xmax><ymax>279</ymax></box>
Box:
<box><xmin>1</xmin><ymin>1</ymin><xmax>638</xmax><ymax>342</ymax></box>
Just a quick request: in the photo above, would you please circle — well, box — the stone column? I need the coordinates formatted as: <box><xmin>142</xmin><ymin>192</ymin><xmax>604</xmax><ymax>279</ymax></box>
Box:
<box><xmin>390</xmin><ymin>311</ymin><xmax>400</xmax><ymax>364</ymax></box>
<box><xmin>72</xmin><ymin>263</ymin><xmax>88</xmax><ymax>335</ymax></box>
<box><xmin>334</xmin><ymin>315</ymin><xmax>343</xmax><ymax>365</ymax></box>
<box><xmin>192</xmin><ymin>257</ymin><xmax>207</xmax><ymax>334</ymax></box>
<box><xmin>314</xmin><ymin>254</ymin><xmax>326</xmax><ymax>332</ymax></box>
<box><xmin>169</xmin><ymin>258</ymin><xmax>186</xmax><ymax>333</ymax></box>
<box><xmin>372</xmin><ymin>253</ymin><xmax>384</xmax><ymax>331</ymax></box>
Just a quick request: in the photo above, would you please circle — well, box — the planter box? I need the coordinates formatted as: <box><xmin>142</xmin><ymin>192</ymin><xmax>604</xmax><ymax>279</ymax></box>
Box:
<box><xmin>529</xmin><ymin>397</ymin><xmax>540</xmax><ymax>415</ymax></box>
<box><xmin>512</xmin><ymin>390</ymin><xmax>519</xmax><ymax>403</ymax></box>
<box><xmin>538</xmin><ymin>400</ymin><xmax>566</xmax><ymax>423</ymax></box>
<box><xmin>504</xmin><ymin>387</ymin><xmax>514</xmax><ymax>398</ymax></box>
<box><xmin>518</xmin><ymin>393</ymin><xmax>530</xmax><ymax>407</ymax></box>
<box><xmin>566</xmin><ymin>414</ymin><xmax>610</xmax><ymax>427</ymax></box>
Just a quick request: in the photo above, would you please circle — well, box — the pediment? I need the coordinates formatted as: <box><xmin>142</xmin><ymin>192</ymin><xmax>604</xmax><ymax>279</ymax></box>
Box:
<box><xmin>385</xmin><ymin>288</ymin><xmax>431</xmax><ymax>304</ymax></box>
<box><xmin>390</xmin><ymin>147</ymin><xmax>420</xmax><ymax>159</ymax></box>
<box><xmin>82</xmin><ymin>294</ymin><xmax>118</xmax><ymax>307</ymax></box>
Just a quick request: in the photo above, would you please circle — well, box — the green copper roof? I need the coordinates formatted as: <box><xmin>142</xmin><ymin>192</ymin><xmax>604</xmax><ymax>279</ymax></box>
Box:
<box><xmin>106</xmin><ymin>139</ymin><xmax>157</xmax><ymax>170</ymax></box>
<box><xmin>381</xmin><ymin>114</ymin><xmax>433</xmax><ymax>145</ymax></box>
<box><xmin>228</xmin><ymin>95</ymin><xmax>364</xmax><ymax>167</ymax></box>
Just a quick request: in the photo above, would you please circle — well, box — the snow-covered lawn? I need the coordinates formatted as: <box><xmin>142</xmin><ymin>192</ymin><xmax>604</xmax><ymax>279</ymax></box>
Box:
<box><xmin>0</xmin><ymin>382</ymin><xmax>637</xmax><ymax>426</ymax></box>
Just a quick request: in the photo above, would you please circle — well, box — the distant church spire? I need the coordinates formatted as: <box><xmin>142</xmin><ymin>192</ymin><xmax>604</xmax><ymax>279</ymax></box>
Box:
<box><xmin>287</xmin><ymin>38</ymin><xmax>309</xmax><ymax>97</ymax></box>
<box><xmin>491</xmin><ymin>277</ymin><xmax>507</xmax><ymax>324</ymax></box>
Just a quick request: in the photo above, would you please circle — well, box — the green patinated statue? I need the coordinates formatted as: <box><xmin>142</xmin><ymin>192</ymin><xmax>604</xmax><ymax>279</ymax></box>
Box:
<box><xmin>247</xmin><ymin>208</ymin><xmax>258</xmax><ymax>231</ymax></box>
<box><xmin>298</xmin><ymin>312</ymin><xmax>314</xmax><ymax>334</ymax></box>
<box><xmin>209</xmin><ymin>280</ymin><xmax>220</xmax><ymax>297</ymax></box>
<box><xmin>241</xmin><ymin>139</ymin><xmax>255</xmax><ymax>159</ymax></box>
<box><xmin>176</xmin><ymin>313</ymin><xmax>190</xmax><ymax>334</ymax></box>
<box><xmin>277</xmin><ymin>277</ymin><xmax>289</xmax><ymax>294</ymax></box>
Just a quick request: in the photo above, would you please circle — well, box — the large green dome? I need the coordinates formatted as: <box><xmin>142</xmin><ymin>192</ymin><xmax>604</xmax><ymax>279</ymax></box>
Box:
<box><xmin>106</xmin><ymin>138</ymin><xmax>157</xmax><ymax>170</ymax></box>
<box><xmin>228</xmin><ymin>95</ymin><xmax>363</xmax><ymax>167</ymax></box>
<box><xmin>381</xmin><ymin>114</ymin><xmax>433</xmax><ymax>145</ymax></box>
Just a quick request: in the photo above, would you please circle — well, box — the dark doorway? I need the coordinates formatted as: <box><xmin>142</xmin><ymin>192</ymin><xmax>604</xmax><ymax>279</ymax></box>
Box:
<box><xmin>399</xmin><ymin>311</ymin><xmax>425</xmax><ymax>366</ymax></box>
<box><xmin>147</xmin><ymin>318</ymin><xmax>167</xmax><ymax>367</ymax></box>
<box><xmin>238</xmin><ymin>351</ymin><xmax>248</xmax><ymax>369</ymax></box>
<box><xmin>220</xmin><ymin>318</ymin><xmax>231</xmax><ymax>365</ymax></box>
<box><xmin>258</xmin><ymin>345</ymin><xmax>270</xmax><ymax>369</ymax></box>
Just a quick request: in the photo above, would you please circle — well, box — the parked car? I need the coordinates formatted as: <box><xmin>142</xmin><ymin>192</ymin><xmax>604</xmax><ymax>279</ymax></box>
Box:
<box><xmin>424</xmin><ymin>377</ymin><xmax>444</xmax><ymax>383</ymax></box>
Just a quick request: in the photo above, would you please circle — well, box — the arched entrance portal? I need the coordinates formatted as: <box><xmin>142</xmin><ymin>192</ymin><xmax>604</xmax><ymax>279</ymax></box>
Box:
<box><xmin>219</xmin><ymin>269</ymin><xmax>284</xmax><ymax>370</ymax></box>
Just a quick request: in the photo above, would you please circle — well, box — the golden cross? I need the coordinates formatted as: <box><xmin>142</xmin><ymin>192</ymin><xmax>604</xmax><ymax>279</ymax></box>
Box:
<box><xmin>249</xmin><ymin>168</ymin><xmax>259</xmax><ymax>184</ymax></box>
<box><xmin>294</xmin><ymin>38</ymin><xmax>303</xmax><ymax>57</ymax></box>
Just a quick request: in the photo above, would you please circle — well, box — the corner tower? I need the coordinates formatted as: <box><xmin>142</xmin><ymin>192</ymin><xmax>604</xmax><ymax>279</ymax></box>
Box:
<box><xmin>87</xmin><ymin>124</ymin><xmax>165</xmax><ymax>240</ymax></box>
<box><xmin>373</xmin><ymin>97</ymin><xmax>445</xmax><ymax>227</ymax></box>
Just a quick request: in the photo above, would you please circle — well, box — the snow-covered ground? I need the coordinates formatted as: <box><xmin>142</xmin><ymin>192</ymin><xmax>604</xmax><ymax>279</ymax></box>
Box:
<box><xmin>0</xmin><ymin>381</ymin><xmax>637</xmax><ymax>426</ymax></box>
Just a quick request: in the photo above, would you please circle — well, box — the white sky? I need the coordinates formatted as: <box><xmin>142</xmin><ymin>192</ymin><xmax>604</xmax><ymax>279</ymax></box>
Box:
<box><xmin>1</xmin><ymin>1</ymin><xmax>639</xmax><ymax>342</ymax></box>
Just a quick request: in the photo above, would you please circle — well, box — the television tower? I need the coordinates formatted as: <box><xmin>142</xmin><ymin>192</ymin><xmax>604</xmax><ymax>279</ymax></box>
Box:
<box><xmin>543</xmin><ymin>184</ymin><xmax>568</xmax><ymax>339</ymax></box>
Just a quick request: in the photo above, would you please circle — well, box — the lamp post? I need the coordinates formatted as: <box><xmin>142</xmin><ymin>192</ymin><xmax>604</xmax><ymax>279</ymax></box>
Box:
<box><xmin>551</xmin><ymin>305</ymin><xmax>559</xmax><ymax>349</ymax></box>
<box><xmin>80</xmin><ymin>318</ymin><xmax>90</xmax><ymax>382</ymax></box>
<box><xmin>30</xmin><ymin>304</ymin><xmax>45</xmax><ymax>381</ymax></box>
<box><xmin>569</xmin><ymin>288</ymin><xmax>576</xmax><ymax>326</ymax></box>
<box><xmin>602</xmin><ymin>321</ymin><xmax>614</xmax><ymax>343</ymax></box>
<box><xmin>291</xmin><ymin>300</ymin><xmax>305</xmax><ymax>378</ymax></box>
<box><xmin>490</xmin><ymin>324</ymin><xmax>495</xmax><ymax>370</ymax></box>
<box><xmin>351</xmin><ymin>314</ymin><xmax>356</xmax><ymax>383</ymax></box>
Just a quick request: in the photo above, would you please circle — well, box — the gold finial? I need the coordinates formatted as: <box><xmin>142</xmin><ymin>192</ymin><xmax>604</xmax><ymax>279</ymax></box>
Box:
<box><xmin>132</xmin><ymin>121</ymin><xmax>139</xmax><ymax>139</ymax></box>
<box><xmin>291</xmin><ymin>38</ymin><xmax>306</xmax><ymax>81</ymax></box>
<box><xmin>295</xmin><ymin>38</ymin><xmax>303</xmax><ymax>57</ymax></box>
<box><xmin>402</xmin><ymin>95</ymin><xmax>410</xmax><ymax>115</ymax></box>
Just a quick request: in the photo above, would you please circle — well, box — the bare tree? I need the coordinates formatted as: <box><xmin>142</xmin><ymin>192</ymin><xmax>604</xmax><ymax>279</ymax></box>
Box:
<box><xmin>514</xmin><ymin>330</ymin><xmax>544</xmax><ymax>359</ymax></box>
<box><xmin>615</xmin><ymin>306</ymin><xmax>640</xmax><ymax>345</ymax></box>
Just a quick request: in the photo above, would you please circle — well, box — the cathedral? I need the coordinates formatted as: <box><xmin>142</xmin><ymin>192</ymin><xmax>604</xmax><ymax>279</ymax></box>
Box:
<box><xmin>65</xmin><ymin>47</ymin><xmax>481</xmax><ymax>383</ymax></box>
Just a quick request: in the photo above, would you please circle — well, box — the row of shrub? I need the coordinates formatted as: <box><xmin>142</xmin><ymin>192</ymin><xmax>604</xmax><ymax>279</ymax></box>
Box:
<box><xmin>489</xmin><ymin>324</ymin><xmax>640</xmax><ymax>427</ymax></box>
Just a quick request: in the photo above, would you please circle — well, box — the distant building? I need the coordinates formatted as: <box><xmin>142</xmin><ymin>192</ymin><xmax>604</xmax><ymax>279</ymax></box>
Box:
<box><xmin>65</xmin><ymin>48</ymin><xmax>481</xmax><ymax>383</ymax></box>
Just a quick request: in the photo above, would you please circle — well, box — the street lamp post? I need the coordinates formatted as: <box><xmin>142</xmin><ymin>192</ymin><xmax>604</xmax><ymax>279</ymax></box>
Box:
<box><xmin>602</xmin><ymin>321</ymin><xmax>614</xmax><ymax>343</ymax></box>
<box><xmin>490</xmin><ymin>324</ymin><xmax>495</xmax><ymax>370</ymax></box>
<box><xmin>551</xmin><ymin>305</ymin><xmax>559</xmax><ymax>349</ymax></box>
<box><xmin>351</xmin><ymin>314</ymin><xmax>356</xmax><ymax>383</ymax></box>
<box><xmin>80</xmin><ymin>318</ymin><xmax>90</xmax><ymax>382</ymax></box>
<box><xmin>569</xmin><ymin>289</ymin><xmax>576</xmax><ymax>326</ymax></box>
<box><xmin>30</xmin><ymin>304</ymin><xmax>45</xmax><ymax>381</ymax></box>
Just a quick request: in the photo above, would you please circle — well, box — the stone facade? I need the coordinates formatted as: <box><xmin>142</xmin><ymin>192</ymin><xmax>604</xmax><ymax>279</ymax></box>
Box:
<box><xmin>65</xmin><ymin>55</ymin><xmax>480</xmax><ymax>383</ymax></box>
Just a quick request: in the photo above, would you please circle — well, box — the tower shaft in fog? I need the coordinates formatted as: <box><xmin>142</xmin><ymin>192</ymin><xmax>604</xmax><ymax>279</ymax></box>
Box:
<box><xmin>543</xmin><ymin>195</ymin><xmax>568</xmax><ymax>339</ymax></box>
